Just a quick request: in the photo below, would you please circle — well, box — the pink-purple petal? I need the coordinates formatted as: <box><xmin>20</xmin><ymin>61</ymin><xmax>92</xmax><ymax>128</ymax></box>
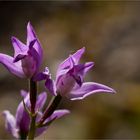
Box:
<box><xmin>79</xmin><ymin>62</ymin><xmax>94</xmax><ymax>75</ymax></box>
<box><xmin>36</xmin><ymin>92</ymin><xmax>47</xmax><ymax>111</ymax></box>
<box><xmin>73</xmin><ymin>62</ymin><xmax>94</xmax><ymax>75</ymax></box>
<box><xmin>27</xmin><ymin>44</ymin><xmax>40</xmax><ymax>74</ymax></box>
<box><xmin>44</xmin><ymin>109</ymin><xmax>70</xmax><ymax>124</ymax></box>
<box><xmin>56</xmin><ymin>56</ymin><xmax>73</xmax><ymax>78</ymax></box>
<box><xmin>69</xmin><ymin>62</ymin><xmax>94</xmax><ymax>85</ymax></box>
<box><xmin>13</xmin><ymin>54</ymin><xmax>26</xmax><ymax>63</ymax></box>
<box><xmin>2</xmin><ymin>110</ymin><xmax>19</xmax><ymax>138</ymax></box>
<box><xmin>20</xmin><ymin>40</ymin><xmax>39</xmax><ymax>78</ymax></box>
<box><xmin>27</xmin><ymin>22</ymin><xmax>37</xmax><ymax>46</ymax></box>
<box><xmin>20</xmin><ymin>90</ymin><xmax>28</xmax><ymax>98</ymax></box>
<box><xmin>36</xmin><ymin>67</ymin><xmax>57</xmax><ymax>96</ymax></box>
<box><xmin>45</xmin><ymin>78</ymin><xmax>57</xmax><ymax>96</ymax></box>
<box><xmin>27</xmin><ymin>22</ymin><xmax>43</xmax><ymax>65</ymax></box>
<box><xmin>33</xmin><ymin>67</ymin><xmax>50</xmax><ymax>81</ymax></box>
<box><xmin>56</xmin><ymin>62</ymin><xmax>94</xmax><ymax>95</ymax></box>
<box><xmin>15</xmin><ymin>93</ymin><xmax>30</xmax><ymax>136</ymax></box>
<box><xmin>69</xmin><ymin>82</ymin><xmax>116</xmax><ymax>100</ymax></box>
<box><xmin>0</xmin><ymin>53</ymin><xmax>25</xmax><ymax>78</ymax></box>
<box><xmin>11</xmin><ymin>36</ymin><xmax>27</xmax><ymax>57</ymax></box>
<box><xmin>56</xmin><ymin>72</ymin><xmax>76</xmax><ymax>96</ymax></box>
<box><xmin>36</xmin><ymin>126</ymin><xmax>47</xmax><ymax>137</ymax></box>
<box><xmin>57</xmin><ymin>47</ymin><xmax>85</xmax><ymax>77</ymax></box>
<box><xmin>33</xmin><ymin>72</ymin><xmax>47</xmax><ymax>81</ymax></box>
<box><xmin>36</xmin><ymin>109</ymin><xmax>70</xmax><ymax>137</ymax></box>
<box><xmin>72</xmin><ymin>47</ymin><xmax>85</xmax><ymax>64</ymax></box>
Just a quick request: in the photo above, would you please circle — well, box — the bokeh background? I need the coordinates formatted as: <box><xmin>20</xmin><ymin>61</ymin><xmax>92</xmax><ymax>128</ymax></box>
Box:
<box><xmin>0</xmin><ymin>1</ymin><xmax>140</xmax><ymax>139</ymax></box>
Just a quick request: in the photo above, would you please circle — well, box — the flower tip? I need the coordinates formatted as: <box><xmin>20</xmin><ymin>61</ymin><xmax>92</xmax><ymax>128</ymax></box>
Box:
<box><xmin>27</xmin><ymin>21</ymin><xmax>33</xmax><ymax>31</ymax></box>
<box><xmin>20</xmin><ymin>90</ymin><xmax>28</xmax><ymax>98</ymax></box>
<box><xmin>2</xmin><ymin>110</ymin><xmax>9</xmax><ymax>117</ymax></box>
<box><xmin>88</xmin><ymin>61</ymin><xmax>95</xmax><ymax>67</ymax></box>
<box><xmin>105</xmin><ymin>87</ymin><xmax>116</xmax><ymax>94</ymax></box>
<box><xmin>82</xmin><ymin>46</ymin><xmax>86</xmax><ymax>51</ymax></box>
<box><xmin>40</xmin><ymin>91</ymin><xmax>47</xmax><ymax>99</ymax></box>
<box><xmin>70</xmin><ymin>96</ymin><xmax>84</xmax><ymax>101</ymax></box>
<box><xmin>27</xmin><ymin>21</ymin><xmax>31</xmax><ymax>26</ymax></box>
<box><xmin>112</xmin><ymin>88</ymin><xmax>117</xmax><ymax>94</ymax></box>
<box><xmin>11</xmin><ymin>36</ymin><xmax>15</xmax><ymax>41</ymax></box>
<box><xmin>55</xmin><ymin>109</ymin><xmax>71</xmax><ymax>117</ymax></box>
<box><xmin>63</xmin><ymin>109</ymin><xmax>71</xmax><ymax>114</ymax></box>
<box><xmin>11</xmin><ymin>36</ymin><xmax>18</xmax><ymax>43</ymax></box>
<box><xmin>27</xmin><ymin>21</ymin><xmax>35</xmax><ymax>32</ymax></box>
<box><xmin>79</xmin><ymin>47</ymin><xmax>85</xmax><ymax>54</ymax></box>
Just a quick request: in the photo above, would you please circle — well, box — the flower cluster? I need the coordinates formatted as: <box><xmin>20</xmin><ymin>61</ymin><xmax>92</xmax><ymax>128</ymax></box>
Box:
<box><xmin>0</xmin><ymin>22</ymin><xmax>115</xmax><ymax>139</ymax></box>
<box><xmin>3</xmin><ymin>90</ymin><xmax>69</xmax><ymax>139</ymax></box>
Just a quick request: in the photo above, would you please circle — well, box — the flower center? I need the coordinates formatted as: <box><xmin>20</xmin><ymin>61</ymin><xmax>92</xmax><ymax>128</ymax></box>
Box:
<box><xmin>56</xmin><ymin>73</ymin><xmax>75</xmax><ymax>96</ymax></box>
<box><xmin>21</xmin><ymin>55</ymin><xmax>36</xmax><ymax>78</ymax></box>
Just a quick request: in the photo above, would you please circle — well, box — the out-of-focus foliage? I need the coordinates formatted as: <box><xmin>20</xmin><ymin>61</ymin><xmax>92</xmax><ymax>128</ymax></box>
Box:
<box><xmin>0</xmin><ymin>1</ymin><xmax>140</xmax><ymax>139</ymax></box>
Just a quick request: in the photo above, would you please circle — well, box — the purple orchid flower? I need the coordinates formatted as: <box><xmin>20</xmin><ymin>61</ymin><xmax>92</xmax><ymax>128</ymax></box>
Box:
<box><xmin>0</xmin><ymin>22</ymin><xmax>43</xmax><ymax>78</ymax></box>
<box><xmin>36</xmin><ymin>47</ymin><xmax>116</xmax><ymax>100</ymax></box>
<box><xmin>2</xmin><ymin>90</ymin><xmax>70</xmax><ymax>139</ymax></box>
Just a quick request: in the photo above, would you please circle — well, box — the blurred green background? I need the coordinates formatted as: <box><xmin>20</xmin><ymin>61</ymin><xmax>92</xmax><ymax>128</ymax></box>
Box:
<box><xmin>0</xmin><ymin>1</ymin><xmax>140</xmax><ymax>139</ymax></box>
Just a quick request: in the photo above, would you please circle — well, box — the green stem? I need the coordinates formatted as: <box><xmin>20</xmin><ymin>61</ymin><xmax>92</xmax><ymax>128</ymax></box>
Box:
<box><xmin>28</xmin><ymin>115</ymin><xmax>36</xmax><ymax>140</ymax></box>
<box><xmin>27</xmin><ymin>79</ymin><xmax>37</xmax><ymax>140</ymax></box>
<box><xmin>19</xmin><ymin>131</ymin><xmax>27</xmax><ymax>140</ymax></box>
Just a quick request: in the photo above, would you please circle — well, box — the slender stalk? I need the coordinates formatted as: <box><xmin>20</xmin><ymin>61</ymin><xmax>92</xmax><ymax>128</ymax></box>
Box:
<box><xmin>28</xmin><ymin>79</ymin><xmax>37</xmax><ymax>140</ymax></box>
<box><xmin>19</xmin><ymin>131</ymin><xmax>27</xmax><ymax>140</ymax></box>
<box><xmin>29</xmin><ymin>79</ymin><xmax>37</xmax><ymax>113</ymax></box>
<box><xmin>28</xmin><ymin>115</ymin><xmax>36</xmax><ymax>140</ymax></box>
<box><xmin>38</xmin><ymin>94</ymin><xmax>62</xmax><ymax>125</ymax></box>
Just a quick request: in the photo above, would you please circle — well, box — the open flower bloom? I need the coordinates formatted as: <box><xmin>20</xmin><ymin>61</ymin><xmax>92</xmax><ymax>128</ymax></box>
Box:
<box><xmin>35</xmin><ymin>47</ymin><xmax>116</xmax><ymax>100</ymax></box>
<box><xmin>2</xmin><ymin>90</ymin><xmax>70</xmax><ymax>139</ymax></box>
<box><xmin>0</xmin><ymin>22</ymin><xmax>43</xmax><ymax>78</ymax></box>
